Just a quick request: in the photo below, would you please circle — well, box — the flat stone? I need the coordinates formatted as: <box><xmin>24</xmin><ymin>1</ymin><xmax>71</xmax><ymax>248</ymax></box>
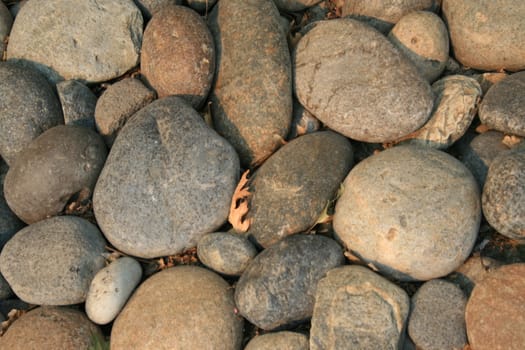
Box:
<box><xmin>447</xmin><ymin>255</ymin><xmax>502</xmax><ymax>296</ymax></box>
<box><xmin>0</xmin><ymin>306</ymin><xmax>102</xmax><ymax>350</ymax></box>
<box><xmin>294</xmin><ymin>19</ymin><xmax>433</xmax><ymax>143</ymax></box>
<box><xmin>442</xmin><ymin>0</ymin><xmax>525</xmax><ymax>72</ymax></box>
<box><xmin>0</xmin><ymin>216</ymin><xmax>107</xmax><ymax>305</ymax></box>
<box><xmin>479</xmin><ymin>71</ymin><xmax>525</xmax><ymax>137</ymax></box>
<box><xmin>0</xmin><ymin>61</ymin><xmax>63</xmax><ymax>166</ymax></box>
<box><xmin>333</xmin><ymin>145</ymin><xmax>481</xmax><ymax>281</ymax></box>
<box><xmin>235</xmin><ymin>234</ymin><xmax>344</xmax><ymax>330</ymax></box>
<box><xmin>93</xmin><ymin>96</ymin><xmax>239</xmax><ymax>258</ymax></box>
<box><xmin>310</xmin><ymin>265</ymin><xmax>410</xmax><ymax>350</ymax></box>
<box><xmin>197</xmin><ymin>232</ymin><xmax>257</xmax><ymax>276</ymax></box>
<box><xmin>208</xmin><ymin>0</ymin><xmax>292</xmax><ymax>167</ymax></box>
<box><xmin>57</xmin><ymin>80</ymin><xmax>97</xmax><ymax>129</ymax></box>
<box><xmin>246</xmin><ymin>131</ymin><xmax>353</xmax><ymax>248</ymax></box>
<box><xmin>273</xmin><ymin>0</ymin><xmax>322</xmax><ymax>12</ymax></box>
<box><xmin>403</xmin><ymin>75</ymin><xmax>481</xmax><ymax>149</ymax></box>
<box><xmin>408</xmin><ymin>279</ymin><xmax>467</xmax><ymax>350</ymax></box>
<box><xmin>388</xmin><ymin>11</ymin><xmax>449</xmax><ymax>82</ymax></box>
<box><xmin>141</xmin><ymin>5</ymin><xmax>214</xmax><ymax>108</ymax></box>
<box><xmin>111</xmin><ymin>266</ymin><xmax>243</xmax><ymax>349</ymax></box>
<box><xmin>6</xmin><ymin>0</ymin><xmax>143</xmax><ymax>83</ymax></box>
<box><xmin>4</xmin><ymin>125</ymin><xmax>107</xmax><ymax>224</ymax></box>
<box><xmin>0</xmin><ymin>1</ymin><xmax>12</xmax><ymax>57</ymax></box>
<box><xmin>482</xmin><ymin>149</ymin><xmax>525</xmax><ymax>241</ymax></box>
<box><xmin>465</xmin><ymin>263</ymin><xmax>525</xmax><ymax>350</ymax></box>
<box><xmin>86</xmin><ymin>257</ymin><xmax>142</xmax><ymax>325</ymax></box>
<box><xmin>94</xmin><ymin>77</ymin><xmax>155</xmax><ymax>146</ymax></box>
<box><xmin>245</xmin><ymin>331</ymin><xmax>309</xmax><ymax>350</ymax></box>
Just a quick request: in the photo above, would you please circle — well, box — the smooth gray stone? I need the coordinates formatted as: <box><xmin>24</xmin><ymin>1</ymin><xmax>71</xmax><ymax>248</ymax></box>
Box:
<box><xmin>57</xmin><ymin>80</ymin><xmax>97</xmax><ymax>129</ymax></box>
<box><xmin>447</xmin><ymin>255</ymin><xmax>503</xmax><ymax>297</ymax></box>
<box><xmin>287</xmin><ymin>99</ymin><xmax>321</xmax><ymax>140</ymax></box>
<box><xmin>0</xmin><ymin>61</ymin><xmax>63</xmax><ymax>166</ymax></box>
<box><xmin>245</xmin><ymin>331</ymin><xmax>309</xmax><ymax>350</ymax></box>
<box><xmin>93</xmin><ymin>96</ymin><xmax>239</xmax><ymax>258</ymax></box>
<box><xmin>273</xmin><ymin>0</ymin><xmax>322</xmax><ymax>12</ymax></box>
<box><xmin>310</xmin><ymin>265</ymin><xmax>410</xmax><ymax>350</ymax></box>
<box><xmin>0</xmin><ymin>272</ymin><xmax>13</xmax><ymax>300</ymax></box>
<box><xmin>235</xmin><ymin>234</ymin><xmax>344</xmax><ymax>330</ymax></box>
<box><xmin>0</xmin><ymin>159</ymin><xmax>24</xmax><ymax>249</ymax></box>
<box><xmin>186</xmin><ymin>0</ymin><xmax>217</xmax><ymax>12</ymax></box>
<box><xmin>0</xmin><ymin>216</ymin><xmax>106</xmax><ymax>305</ymax></box>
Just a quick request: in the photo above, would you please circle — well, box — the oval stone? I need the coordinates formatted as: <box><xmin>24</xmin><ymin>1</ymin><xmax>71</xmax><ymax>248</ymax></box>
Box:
<box><xmin>333</xmin><ymin>145</ymin><xmax>481</xmax><ymax>281</ymax></box>
<box><xmin>245</xmin><ymin>331</ymin><xmax>309</xmax><ymax>350</ymax></box>
<box><xmin>4</xmin><ymin>125</ymin><xmax>107</xmax><ymax>224</ymax></box>
<box><xmin>235</xmin><ymin>234</ymin><xmax>344</xmax><ymax>330</ymax></box>
<box><xmin>85</xmin><ymin>257</ymin><xmax>142</xmax><ymax>325</ymax></box>
<box><xmin>93</xmin><ymin>96</ymin><xmax>239</xmax><ymax>258</ymax></box>
<box><xmin>141</xmin><ymin>5</ymin><xmax>214</xmax><ymax>108</ymax></box>
<box><xmin>0</xmin><ymin>216</ymin><xmax>106</xmax><ymax>305</ymax></box>
<box><xmin>246</xmin><ymin>131</ymin><xmax>353</xmax><ymax>248</ymax></box>
<box><xmin>294</xmin><ymin>19</ymin><xmax>433</xmax><ymax>143</ymax></box>
<box><xmin>208</xmin><ymin>0</ymin><xmax>292</xmax><ymax>167</ymax></box>
<box><xmin>0</xmin><ymin>61</ymin><xmax>63</xmax><ymax>166</ymax></box>
<box><xmin>111</xmin><ymin>266</ymin><xmax>243</xmax><ymax>349</ymax></box>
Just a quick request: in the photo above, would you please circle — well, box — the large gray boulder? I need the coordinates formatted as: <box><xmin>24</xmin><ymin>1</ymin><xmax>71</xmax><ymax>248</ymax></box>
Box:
<box><xmin>93</xmin><ymin>96</ymin><xmax>239</xmax><ymax>258</ymax></box>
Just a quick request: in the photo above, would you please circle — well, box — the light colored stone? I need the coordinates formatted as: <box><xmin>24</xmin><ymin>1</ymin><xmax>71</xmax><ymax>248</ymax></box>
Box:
<box><xmin>86</xmin><ymin>257</ymin><xmax>142</xmax><ymax>325</ymax></box>
<box><xmin>245</xmin><ymin>331</ymin><xmax>309</xmax><ymax>350</ymax></box>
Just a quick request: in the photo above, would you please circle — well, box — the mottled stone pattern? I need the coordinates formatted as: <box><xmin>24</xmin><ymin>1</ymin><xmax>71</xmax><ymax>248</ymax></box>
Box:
<box><xmin>245</xmin><ymin>331</ymin><xmax>309</xmax><ymax>350</ymax></box>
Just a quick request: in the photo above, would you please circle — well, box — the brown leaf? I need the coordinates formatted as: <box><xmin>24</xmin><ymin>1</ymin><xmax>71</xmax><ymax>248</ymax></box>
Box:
<box><xmin>502</xmin><ymin>134</ymin><xmax>522</xmax><ymax>148</ymax></box>
<box><xmin>0</xmin><ymin>309</ymin><xmax>27</xmax><ymax>336</ymax></box>
<box><xmin>228</xmin><ymin>170</ymin><xmax>252</xmax><ymax>232</ymax></box>
<box><xmin>476</xmin><ymin>124</ymin><xmax>490</xmax><ymax>133</ymax></box>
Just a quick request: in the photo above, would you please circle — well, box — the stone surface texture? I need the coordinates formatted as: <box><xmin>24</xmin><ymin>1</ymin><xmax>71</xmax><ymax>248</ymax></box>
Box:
<box><xmin>133</xmin><ymin>0</ymin><xmax>182</xmax><ymax>19</ymax></box>
<box><xmin>273</xmin><ymin>0</ymin><xmax>322</xmax><ymax>12</ymax></box>
<box><xmin>447</xmin><ymin>255</ymin><xmax>502</xmax><ymax>296</ymax></box>
<box><xmin>0</xmin><ymin>1</ymin><xmax>12</xmax><ymax>57</ymax></box>
<box><xmin>245</xmin><ymin>331</ymin><xmax>309</xmax><ymax>350</ymax></box>
<box><xmin>56</xmin><ymin>80</ymin><xmax>97</xmax><ymax>129</ymax></box>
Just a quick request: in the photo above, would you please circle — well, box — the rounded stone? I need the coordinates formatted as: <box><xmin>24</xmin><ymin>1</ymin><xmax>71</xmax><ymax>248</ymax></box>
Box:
<box><xmin>447</xmin><ymin>255</ymin><xmax>502</xmax><ymax>296</ymax></box>
<box><xmin>0</xmin><ymin>160</ymin><xmax>24</xmax><ymax>249</ymax></box>
<box><xmin>56</xmin><ymin>80</ymin><xmax>97</xmax><ymax>129</ymax></box>
<box><xmin>208</xmin><ymin>0</ymin><xmax>292</xmax><ymax>167</ymax></box>
<box><xmin>235</xmin><ymin>234</ymin><xmax>344</xmax><ymax>330</ymax></box>
<box><xmin>4</xmin><ymin>125</ymin><xmax>107</xmax><ymax>224</ymax></box>
<box><xmin>408</xmin><ymin>279</ymin><xmax>467</xmax><ymax>350</ymax></box>
<box><xmin>0</xmin><ymin>216</ymin><xmax>107</xmax><ymax>305</ymax></box>
<box><xmin>465</xmin><ymin>263</ymin><xmax>525</xmax><ymax>350</ymax></box>
<box><xmin>272</xmin><ymin>0</ymin><xmax>322</xmax><ymax>12</ymax></box>
<box><xmin>0</xmin><ymin>1</ymin><xmax>12</xmax><ymax>57</ymax></box>
<box><xmin>6</xmin><ymin>0</ymin><xmax>143</xmax><ymax>83</ymax></box>
<box><xmin>186</xmin><ymin>0</ymin><xmax>217</xmax><ymax>12</ymax></box>
<box><xmin>246</xmin><ymin>131</ymin><xmax>353</xmax><ymax>248</ymax></box>
<box><xmin>245</xmin><ymin>331</ymin><xmax>309</xmax><ymax>350</ymax></box>
<box><xmin>111</xmin><ymin>266</ymin><xmax>243</xmax><ymax>349</ymax></box>
<box><xmin>479</xmin><ymin>71</ymin><xmax>525</xmax><ymax>137</ymax></box>
<box><xmin>294</xmin><ymin>19</ymin><xmax>433</xmax><ymax>143</ymax></box>
<box><xmin>141</xmin><ymin>5</ymin><xmax>214</xmax><ymax>108</ymax></box>
<box><xmin>388</xmin><ymin>11</ymin><xmax>449</xmax><ymax>82</ymax></box>
<box><xmin>0</xmin><ymin>61</ymin><xmax>63</xmax><ymax>166</ymax></box>
<box><xmin>93</xmin><ymin>96</ymin><xmax>239</xmax><ymax>259</ymax></box>
<box><xmin>85</xmin><ymin>257</ymin><xmax>142</xmax><ymax>325</ymax></box>
<box><xmin>0</xmin><ymin>307</ymin><xmax>102</xmax><ymax>350</ymax></box>
<box><xmin>333</xmin><ymin>145</ymin><xmax>481</xmax><ymax>281</ymax></box>
<box><xmin>310</xmin><ymin>265</ymin><xmax>410</xmax><ymax>350</ymax></box>
<box><xmin>197</xmin><ymin>232</ymin><xmax>257</xmax><ymax>276</ymax></box>
<box><xmin>442</xmin><ymin>0</ymin><xmax>525</xmax><ymax>72</ymax></box>
<box><xmin>133</xmin><ymin>0</ymin><xmax>183</xmax><ymax>19</ymax></box>
<box><xmin>94</xmin><ymin>77</ymin><xmax>156</xmax><ymax>146</ymax></box>
<box><xmin>482</xmin><ymin>149</ymin><xmax>525</xmax><ymax>241</ymax></box>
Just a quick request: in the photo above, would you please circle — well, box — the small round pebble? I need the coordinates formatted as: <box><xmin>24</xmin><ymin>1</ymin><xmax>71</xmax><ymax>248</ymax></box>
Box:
<box><xmin>56</xmin><ymin>80</ymin><xmax>97</xmax><ymax>129</ymax></box>
<box><xmin>86</xmin><ymin>257</ymin><xmax>142</xmax><ymax>325</ymax></box>
<box><xmin>482</xmin><ymin>149</ymin><xmax>525</xmax><ymax>241</ymax></box>
<box><xmin>408</xmin><ymin>279</ymin><xmax>467</xmax><ymax>350</ymax></box>
<box><xmin>465</xmin><ymin>263</ymin><xmax>525</xmax><ymax>350</ymax></box>
<box><xmin>197</xmin><ymin>232</ymin><xmax>257</xmax><ymax>276</ymax></box>
<box><xmin>245</xmin><ymin>331</ymin><xmax>309</xmax><ymax>350</ymax></box>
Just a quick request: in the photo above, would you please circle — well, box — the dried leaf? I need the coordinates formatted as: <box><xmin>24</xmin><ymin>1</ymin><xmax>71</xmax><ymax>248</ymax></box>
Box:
<box><xmin>367</xmin><ymin>262</ymin><xmax>379</xmax><ymax>272</ymax></box>
<box><xmin>228</xmin><ymin>170</ymin><xmax>252</xmax><ymax>232</ymax></box>
<box><xmin>0</xmin><ymin>309</ymin><xmax>26</xmax><ymax>336</ymax></box>
<box><xmin>476</xmin><ymin>124</ymin><xmax>490</xmax><ymax>133</ymax></box>
<box><xmin>344</xmin><ymin>250</ymin><xmax>361</xmax><ymax>263</ymax></box>
<box><xmin>502</xmin><ymin>134</ymin><xmax>522</xmax><ymax>148</ymax></box>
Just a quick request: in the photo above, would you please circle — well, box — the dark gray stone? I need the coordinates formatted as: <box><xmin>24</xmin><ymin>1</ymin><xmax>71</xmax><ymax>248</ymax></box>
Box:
<box><xmin>0</xmin><ymin>216</ymin><xmax>107</xmax><ymax>305</ymax></box>
<box><xmin>246</xmin><ymin>131</ymin><xmax>353</xmax><ymax>248</ymax></box>
<box><xmin>111</xmin><ymin>266</ymin><xmax>243</xmax><ymax>349</ymax></box>
<box><xmin>94</xmin><ymin>77</ymin><xmax>155</xmax><ymax>146</ymax></box>
<box><xmin>56</xmin><ymin>80</ymin><xmax>97</xmax><ymax>129</ymax></box>
<box><xmin>208</xmin><ymin>0</ymin><xmax>292</xmax><ymax>167</ymax></box>
<box><xmin>141</xmin><ymin>5</ymin><xmax>214</xmax><ymax>108</ymax></box>
<box><xmin>235</xmin><ymin>234</ymin><xmax>344</xmax><ymax>330</ymax></box>
<box><xmin>245</xmin><ymin>331</ymin><xmax>309</xmax><ymax>350</ymax></box>
<box><xmin>0</xmin><ymin>159</ymin><xmax>24</xmax><ymax>249</ymax></box>
<box><xmin>4</xmin><ymin>125</ymin><xmax>107</xmax><ymax>224</ymax></box>
<box><xmin>482</xmin><ymin>149</ymin><xmax>525</xmax><ymax>241</ymax></box>
<box><xmin>310</xmin><ymin>265</ymin><xmax>410</xmax><ymax>350</ymax></box>
<box><xmin>294</xmin><ymin>19</ymin><xmax>433</xmax><ymax>143</ymax></box>
<box><xmin>273</xmin><ymin>0</ymin><xmax>322</xmax><ymax>12</ymax></box>
<box><xmin>287</xmin><ymin>99</ymin><xmax>321</xmax><ymax>140</ymax></box>
<box><xmin>0</xmin><ymin>1</ymin><xmax>12</xmax><ymax>57</ymax></box>
<box><xmin>186</xmin><ymin>0</ymin><xmax>217</xmax><ymax>13</ymax></box>
<box><xmin>0</xmin><ymin>272</ymin><xmax>13</xmax><ymax>300</ymax></box>
<box><xmin>0</xmin><ymin>61</ymin><xmax>63</xmax><ymax>166</ymax></box>
<box><xmin>408</xmin><ymin>279</ymin><xmax>467</xmax><ymax>350</ymax></box>
<box><xmin>93</xmin><ymin>96</ymin><xmax>239</xmax><ymax>258</ymax></box>
<box><xmin>334</xmin><ymin>145</ymin><xmax>481</xmax><ymax>281</ymax></box>
<box><xmin>443</xmin><ymin>0</ymin><xmax>525</xmax><ymax>72</ymax></box>
<box><xmin>479</xmin><ymin>71</ymin><xmax>525</xmax><ymax>137</ymax></box>
<box><xmin>197</xmin><ymin>232</ymin><xmax>257</xmax><ymax>276</ymax></box>
<box><xmin>6</xmin><ymin>0</ymin><xmax>143</xmax><ymax>83</ymax></box>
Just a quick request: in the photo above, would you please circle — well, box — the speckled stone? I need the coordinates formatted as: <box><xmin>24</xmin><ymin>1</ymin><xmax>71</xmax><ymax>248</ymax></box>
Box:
<box><xmin>334</xmin><ymin>145</ymin><xmax>481</xmax><ymax>281</ymax></box>
<box><xmin>447</xmin><ymin>255</ymin><xmax>503</xmax><ymax>296</ymax></box>
<box><xmin>56</xmin><ymin>80</ymin><xmax>97</xmax><ymax>129</ymax></box>
<box><xmin>245</xmin><ymin>331</ymin><xmax>309</xmax><ymax>350</ymax></box>
<box><xmin>482</xmin><ymin>149</ymin><xmax>525</xmax><ymax>241</ymax></box>
<box><xmin>0</xmin><ymin>2</ymin><xmax>12</xmax><ymax>57</ymax></box>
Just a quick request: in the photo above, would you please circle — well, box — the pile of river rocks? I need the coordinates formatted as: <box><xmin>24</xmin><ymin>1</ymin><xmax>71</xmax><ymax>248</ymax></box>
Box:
<box><xmin>0</xmin><ymin>0</ymin><xmax>524</xmax><ymax>349</ymax></box>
